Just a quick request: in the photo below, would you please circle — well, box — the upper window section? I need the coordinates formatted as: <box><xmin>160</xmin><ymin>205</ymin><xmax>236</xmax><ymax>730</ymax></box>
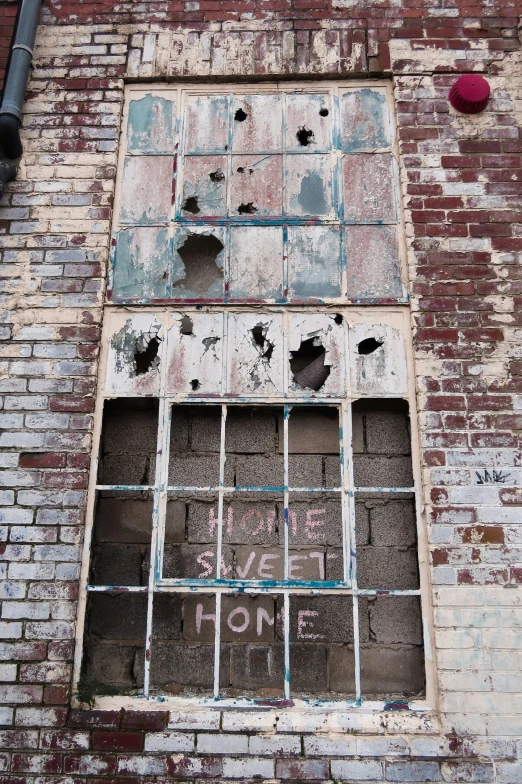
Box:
<box><xmin>110</xmin><ymin>83</ymin><xmax>406</xmax><ymax>305</ymax></box>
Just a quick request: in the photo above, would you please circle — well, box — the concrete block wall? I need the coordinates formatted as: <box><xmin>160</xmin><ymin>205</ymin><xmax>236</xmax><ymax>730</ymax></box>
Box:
<box><xmin>0</xmin><ymin>0</ymin><xmax>521</xmax><ymax>780</ymax></box>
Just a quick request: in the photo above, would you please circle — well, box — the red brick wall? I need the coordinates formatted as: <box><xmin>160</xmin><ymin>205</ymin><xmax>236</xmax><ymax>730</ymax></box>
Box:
<box><xmin>0</xmin><ymin>0</ymin><xmax>18</xmax><ymax>93</ymax></box>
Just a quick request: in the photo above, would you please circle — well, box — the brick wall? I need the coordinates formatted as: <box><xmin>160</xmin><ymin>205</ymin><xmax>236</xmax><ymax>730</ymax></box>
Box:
<box><xmin>0</xmin><ymin>1</ymin><xmax>18</xmax><ymax>94</ymax></box>
<box><xmin>0</xmin><ymin>0</ymin><xmax>520</xmax><ymax>781</ymax></box>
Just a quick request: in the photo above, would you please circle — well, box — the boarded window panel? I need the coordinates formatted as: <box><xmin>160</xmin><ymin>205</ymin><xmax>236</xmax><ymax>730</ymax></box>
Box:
<box><xmin>227</xmin><ymin>313</ymin><xmax>284</xmax><ymax>396</ymax></box>
<box><xmin>112</xmin><ymin>227</ymin><xmax>170</xmax><ymax>302</ymax></box>
<box><xmin>231</xmin><ymin>94</ymin><xmax>283</xmax><ymax>153</ymax></box>
<box><xmin>349</xmin><ymin>322</ymin><xmax>408</xmax><ymax>396</ymax></box>
<box><xmin>127</xmin><ymin>94</ymin><xmax>175</xmax><ymax>154</ymax></box>
<box><xmin>171</xmin><ymin>227</ymin><xmax>226</xmax><ymax>301</ymax></box>
<box><xmin>285</xmin><ymin>93</ymin><xmax>331</xmax><ymax>153</ymax></box>
<box><xmin>287</xmin><ymin>225</ymin><xmax>341</xmax><ymax>300</ymax></box>
<box><xmin>184</xmin><ymin>94</ymin><xmax>229</xmax><ymax>154</ymax></box>
<box><xmin>361</xmin><ymin>596</ymin><xmax>424</xmax><ymax>699</ymax></box>
<box><xmin>231</xmin><ymin>155</ymin><xmax>283</xmax><ymax>217</ymax></box>
<box><xmin>288</xmin><ymin>313</ymin><xmax>345</xmax><ymax>397</ymax></box>
<box><xmin>105</xmin><ymin>313</ymin><xmax>164</xmax><ymax>396</ymax></box>
<box><xmin>345</xmin><ymin>225</ymin><xmax>404</xmax><ymax>301</ymax></box>
<box><xmin>119</xmin><ymin>156</ymin><xmax>173</xmax><ymax>225</ymax></box>
<box><xmin>165</xmin><ymin>312</ymin><xmax>223</xmax><ymax>396</ymax></box>
<box><xmin>228</xmin><ymin>226</ymin><xmax>283</xmax><ymax>301</ymax></box>
<box><xmin>97</xmin><ymin>398</ymin><xmax>159</xmax><ymax>486</ymax></box>
<box><xmin>341</xmin><ymin>88</ymin><xmax>391</xmax><ymax>152</ymax></box>
<box><xmin>285</xmin><ymin>154</ymin><xmax>333</xmax><ymax>217</ymax></box>
<box><xmin>181</xmin><ymin>156</ymin><xmax>227</xmax><ymax>217</ymax></box>
<box><xmin>343</xmin><ymin>153</ymin><xmax>398</xmax><ymax>223</ymax></box>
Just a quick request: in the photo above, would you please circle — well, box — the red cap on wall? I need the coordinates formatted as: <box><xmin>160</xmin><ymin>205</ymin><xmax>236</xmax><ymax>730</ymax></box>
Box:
<box><xmin>449</xmin><ymin>74</ymin><xmax>491</xmax><ymax>114</ymax></box>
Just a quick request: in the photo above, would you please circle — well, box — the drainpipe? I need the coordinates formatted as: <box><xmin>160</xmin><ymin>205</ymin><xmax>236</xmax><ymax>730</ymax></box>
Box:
<box><xmin>0</xmin><ymin>0</ymin><xmax>42</xmax><ymax>195</ymax></box>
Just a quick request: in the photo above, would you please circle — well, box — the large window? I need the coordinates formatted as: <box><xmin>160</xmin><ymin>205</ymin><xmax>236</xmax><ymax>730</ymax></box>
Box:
<box><xmin>77</xmin><ymin>83</ymin><xmax>429</xmax><ymax>709</ymax></box>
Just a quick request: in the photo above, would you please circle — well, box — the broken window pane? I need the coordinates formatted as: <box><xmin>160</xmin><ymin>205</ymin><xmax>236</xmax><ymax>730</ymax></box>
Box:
<box><xmin>289</xmin><ymin>595</ymin><xmax>357</xmax><ymax>698</ymax></box>
<box><xmin>226</xmin><ymin>313</ymin><xmax>284</xmax><ymax>396</ymax></box>
<box><xmin>231</xmin><ymin>94</ymin><xmax>283</xmax><ymax>153</ymax></box>
<box><xmin>149</xmin><ymin>593</ymin><xmax>215</xmax><ymax>697</ymax></box>
<box><xmin>168</xmin><ymin>406</ymin><xmax>221</xmax><ymax>488</ymax></box>
<box><xmin>90</xmin><ymin>490</ymin><xmax>153</xmax><ymax>587</ymax></box>
<box><xmin>105</xmin><ymin>314</ymin><xmax>163</xmax><ymax>396</ymax></box>
<box><xmin>231</xmin><ymin>155</ymin><xmax>283</xmax><ymax>216</ymax></box>
<box><xmin>80</xmin><ymin>592</ymin><xmax>147</xmax><ymax>699</ymax></box>
<box><xmin>97</xmin><ymin>398</ymin><xmax>159</xmax><ymax>486</ymax></box>
<box><xmin>285</xmin><ymin>93</ymin><xmax>331</xmax><ymax>152</ymax></box>
<box><xmin>221</xmin><ymin>593</ymin><xmax>283</xmax><ymax>698</ymax></box>
<box><xmin>172</xmin><ymin>228</ymin><xmax>225</xmax><ymax>300</ymax></box>
<box><xmin>361</xmin><ymin>596</ymin><xmax>425</xmax><ymax>699</ymax></box>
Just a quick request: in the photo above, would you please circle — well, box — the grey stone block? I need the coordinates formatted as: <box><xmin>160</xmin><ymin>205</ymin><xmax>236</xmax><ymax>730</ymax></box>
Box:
<box><xmin>84</xmin><ymin>641</ymin><xmax>139</xmax><ymax>687</ymax></box>
<box><xmin>148</xmin><ymin>642</ymin><xmax>216</xmax><ymax>692</ymax></box>
<box><xmin>324</xmin><ymin>455</ymin><xmax>342</xmax><ymax>487</ymax></box>
<box><xmin>94</xmin><ymin>497</ymin><xmax>153</xmax><ymax>543</ymax></box>
<box><xmin>230</xmin><ymin>644</ymin><xmax>284</xmax><ymax>695</ymax></box>
<box><xmin>163</xmin><ymin>544</ymin><xmax>233</xmax><ymax>580</ymax></box>
<box><xmin>226</xmin><ymin>408</ymin><xmax>278</xmax><ymax>453</ymax></box>
<box><xmin>102</xmin><ymin>399</ymin><xmax>159</xmax><ymax>456</ymax></box>
<box><xmin>370</xmin><ymin>499</ymin><xmax>416</xmax><ymax>547</ymax></box>
<box><xmin>290</xmin><ymin>644</ymin><xmax>327</xmax><ymax>693</ymax></box>
<box><xmin>352</xmin><ymin>410</ymin><xmax>364</xmax><ymax>453</ymax></box>
<box><xmin>234</xmin><ymin>546</ymin><xmax>325</xmax><ymax>581</ymax></box>
<box><xmin>169</xmin><ymin>455</ymin><xmax>220</xmax><ymax>487</ymax></box>
<box><xmin>325</xmin><ymin>548</ymin><xmax>344</xmax><ymax>581</ymax></box>
<box><xmin>288</xmin><ymin>454</ymin><xmax>323</xmax><ymax>488</ymax></box>
<box><xmin>88</xmin><ymin>593</ymin><xmax>148</xmax><ymax>641</ymax></box>
<box><xmin>230</xmin><ymin>454</ymin><xmax>284</xmax><ymax>487</ymax></box>
<box><xmin>355</xmin><ymin>502</ymin><xmax>370</xmax><ymax>545</ymax></box>
<box><xmin>353</xmin><ymin>456</ymin><xmax>413</xmax><ymax>488</ymax></box>
<box><xmin>190</xmin><ymin>409</ymin><xmax>222</xmax><ymax>452</ymax></box>
<box><xmin>386</xmin><ymin>761</ymin><xmax>440</xmax><ymax>782</ymax></box>
<box><xmin>187</xmin><ymin>499</ymin><xmax>278</xmax><ymax>545</ymax></box>
<box><xmin>369</xmin><ymin>596</ymin><xmax>423</xmax><ymax>645</ymax></box>
<box><xmin>283</xmin><ymin>499</ymin><xmax>343</xmax><ymax>546</ymax></box>
<box><xmin>289</xmin><ymin>596</ymin><xmax>355</xmax><ymax>643</ymax></box>
<box><xmin>98</xmin><ymin>452</ymin><xmax>156</xmax><ymax>485</ymax></box>
<box><xmin>165</xmin><ymin>500</ymin><xmax>187</xmax><ymax>543</ymax></box>
<box><xmin>366</xmin><ymin>410</ymin><xmax>411</xmax><ymax>455</ymax></box>
<box><xmin>281</xmin><ymin>407</ymin><xmax>340</xmax><ymax>454</ymax></box>
<box><xmin>90</xmin><ymin>543</ymin><xmax>148</xmax><ymax>587</ymax></box>
<box><xmin>169</xmin><ymin>408</ymin><xmax>190</xmax><ymax>452</ymax></box>
<box><xmin>360</xmin><ymin>645</ymin><xmax>425</xmax><ymax>698</ymax></box>
<box><xmin>152</xmin><ymin>593</ymin><xmax>182</xmax><ymax>640</ymax></box>
<box><xmin>328</xmin><ymin>645</ymin><xmax>355</xmax><ymax>695</ymax></box>
<box><xmin>183</xmin><ymin>594</ymin><xmax>276</xmax><ymax>642</ymax></box>
<box><xmin>357</xmin><ymin>546</ymin><xmax>419</xmax><ymax>590</ymax></box>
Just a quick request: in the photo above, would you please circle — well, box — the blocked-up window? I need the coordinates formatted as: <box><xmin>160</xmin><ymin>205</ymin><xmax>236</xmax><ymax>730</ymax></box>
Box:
<box><xmin>78</xmin><ymin>83</ymin><xmax>428</xmax><ymax>709</ymax></box>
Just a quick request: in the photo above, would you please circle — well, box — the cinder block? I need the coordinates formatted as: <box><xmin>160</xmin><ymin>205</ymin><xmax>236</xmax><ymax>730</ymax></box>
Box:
<box><xmin>190</xmin><ymin>409</ymin><xmax>222</xmax><ymax>452</ymax></box>
<box><xmin>165</xmin><ymin>500</ymin><xmax>186</xmax><ymax>543</ymax></box>
<box><xmin>169</xmin><ymin>455</ymin><xmax>220</xmax><ymax>487</ymax></box>
<box><xmin>366</xmin><ymin>410</ymin><xmax>411</xmax><ymax>455</ymax></box>
<box><xmin>353</xmin><ymin>456</ymin><xmax>413</xmax><ymax>488</ymax></box>
<box><xmin>230</xmin><ymin>644</ymin><xmax>284</xmax><ymax>695</ymax></box>
<box><xmin>93</xmin><ymin>497</ymin><xmax>153</xmax><ymax>543</ymax></box>
<box><xmin>281</xmin><ymin>407</ymin><xmax>340</xmax><ymax>454</ymax></box>
<box><xmin>284</xmin><ymin>499</ymin><xmax>343</xmax><ymax>546</ymax></box>
<box><xmin>357</xmin><ymin>546</ymin><xmax>419</xmax><ymax>590</ymax></box>
<box><xmin>360</xmin><ymin>645</ymin><xmax>425</xmax><ymax>698</ymax></box>
<box><xmin>226</xmin><ymin>407</ymin><xmax>277</xmax><ymax>453</ymax></box>
<box><xmin>370</xmin><ymin>498</ymin><xmax>417</xmax><ymax>547</ymax></box>
<box><xmin>368</xmin><ymin>596</ymin><xmax>423</xmax><ymax>645</ymax></box>
<box><xmin>152</xmin><ymin>594</ymin><xmax>182</xmax><ymax>640</ymax></box>
<box><xmin>98</xmin><ymin>453</ymin><xmax>155</xmax><ymax>485</ymax></box>
<box><xmin>289</xmin><ymin>596</ymin><xmax>355</xmax><ymax>643</ymax></box>
<box><xmin>147</xmin><ymin>643</ymin><xmax>216</xmax><ymax>691</ymax></box>
<box><xmin>187</xmin><ymin>499</ymin><xmax>278</xmax><ymax>545</ymax></box>
<box><xmin>163</xmin><ymin>544</ymin><xmax>233</xmax><ymax>580</ymax></box>
<box><xmin>229</xmin><ymin>454</ymin><xmax>284</xmax><ymax>487</ymax></box>
<box><xmin>234</xmin><ymin>546</ymin><xmax>325</xmax><ymax>581</ymax></box>
<box><xmin>90</xmin><ymin>543</ymin><xmax>148</xmax><ymax>586</ymax></box>
<box><xmin>288</xmin><ymin>454</ymin><xmax>323</xmax><ymax>487</ymax></box>
<box><xmin>183</xmin><ymin>594</ymin><xmax>276</xmax><ymax>642</ymax></box>
<box><xmin>87</xmin><ymin>593</ymin><xmax>147</xmax><ymax>641</ymax></box>
<box><xmin>102</xmin><ymin>399</ymin><xmax>159</xmax><ymax>456</ymax></box>
<box><xmin>84</xmin><ymin>642</ymin><xmax>139</xmax><ymax>688</ymax></box>
<box><xmin>329</xmin><ymin>645</ymin><xmax>355</xmax><ymax>694</ymax></box>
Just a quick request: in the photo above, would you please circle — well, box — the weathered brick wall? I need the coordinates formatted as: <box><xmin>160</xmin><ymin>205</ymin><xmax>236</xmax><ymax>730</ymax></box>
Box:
<box><xmin>0</xmin><ymin>1</ymin><xmax>18</xmax><ymax>93</ymax></box>
<box><xmin>0</xmin><ymin>0</ymin><xmax>521</xmax><ymax>781</ymax></box>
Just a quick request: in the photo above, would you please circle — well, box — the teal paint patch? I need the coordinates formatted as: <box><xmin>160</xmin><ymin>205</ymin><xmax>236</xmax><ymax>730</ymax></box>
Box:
<box><xmin>112</xmin><ymin>227</ymin><xmax>170</xmax><ymax>300</ymax></box>
<box><xmin>341</xmin><ymin>89</ymin><xmax>391</xmax><ymax>152</ymax></box>
<box><xmin>127</xmin><ymin>94</ymin><xmax>175</xmax><ymax>154</ymax></box>
<box><xmin>297</xmin><ymin>171</ymin><xmax>328</xmax><ymax>215</ymax></box>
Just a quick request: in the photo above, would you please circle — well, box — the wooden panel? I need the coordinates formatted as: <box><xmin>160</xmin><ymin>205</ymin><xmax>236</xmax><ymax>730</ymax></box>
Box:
<box><xmin>181</xmin><ymin>155</ymin><xmax>227</xmax><ymax>217</ymax></box>
<box><xmin>228</xmin><ymin>226</ymin><xmax>283</xmax><ymax>301</ymax></box>
<box><xmin>230</xmin><ymin>155</ymin><xmax>283</xmax><ymax>216</ymax></box>
<box><xmin>165</xmin><ymin>312</ymin><xmax>223</xmax><ymax>395</ymax></box>
<box><xmin>349</xmin><ymin>322</ymin><xmax>408</xmax><ymax>396</ymax></box>
<box><xmin>119</xmin><ymin>156</ymin><xmax>173</xmax><ymax>225</ymax></box>
<box><xmin>343</xmin><ymin>153</ymin><xmax>398</xmax><ymax>223</ymax></box>
<box><xmin>287</xmin><ymin>226</ymin><xmax>342</xmax><ymax>300</ymax></box>
<box><xmin>345</xmin><ymin>225</ymin><xmax>404</xmax><ymax>301</ymax></box>
<box><xmin>127</xmin><ymin>94</ymin><xmax>175</xmax><ymax>154</ymax></box>
<box><xmin>184</xmin><ymin>94</ymin><xmax>229</xmax><ymax>154</ymax></box>
<box><xmin>340</xmin><ymin>88</ymin><xmax>391</xmax><ymax>152</ymax></box>
<box><xmin>285</xmin><ymin>154</ymin><xmax>333</xmax><ymax>217</ymax></box>
<box><xmin>112</xmin><ymin>227</ymin><xmax>170</xmax><ymax>301</ymax></box>
<box><xmin>231</xmin><ymin>94</ymin><xmax>283</xmax><ymax>153</ymax></box>
<box><xmin>105</xmin><ymin>312</ymin><xmax>165</xmax><ymax>396</ymax></box>
<box><xmin>285</xmin><ymin>93</ymin><xmax>331</xmax><ymax>153</ymax></box>
<box><xmin>227</xmin><ymin>312</ymin><xmax>284</xmax><ymax>396</ymax></box>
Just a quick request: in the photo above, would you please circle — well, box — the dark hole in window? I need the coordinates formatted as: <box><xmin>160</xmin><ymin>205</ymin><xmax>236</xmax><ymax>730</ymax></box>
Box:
<box><xmin>237</xmin><ymin>166</ymin><xmax>254</xmax><ymax>174</ymax></box>
<box><xmin>319</xmin><ymin>107</ymin><xmax>329</xmax><ymax>117</ymax></box>
<box><xmin>182</xmin><ymin>196</ymin><xmax>200</xmax><ymax>214</ymax></box>
<box><xmin>209</xmin><ymin>169</ymin><xmax>225</xmax><ymax>182</ymax></box>
<box><xmin>251</xmin><ymin>324</ymin><xmax>274</xmax><ymax>362</ymax></box>
<box><xmin>176</xmin><ymin>234</ymin><xmax>224</xmax><ymax>295</ymax></box>
<box><xmin>290</xmin><ymin>338</ymin><xmax>331</xmax><ymax>391</ymax></box>
<box><xmin>180</xmin><ymin>315</ymin><xmax>193</xmax><ymax>335</ymax></box>
<box><xmin>238</xmin><ymin>202</ymin><xmax>257</xmax><ymax>214</ymax></box>
<box><xmin>202</xmin><ymin>335</ymin><xmax>221</xmax><ymax>353</ymax></box>
<box><xmin>190</xmin><ymin>379</ymin><xmax>200</xmax><ymax>391</ymax></box>
<box><xmin>296</xmin><ymin>126</ymin><xmax>314</xmax><ymax>146</ymax></box>
<box><xmin>235</xmin><ymin>108</ymin><xmax>247</xmax><ymax>122</ymax></box>
<box><xmin>357</xmin><ymin>337</ymin><xmax>384</xmax><ymax>355</ymax></box>
<box><xmin>334</xmin><ymin>314</ymin><xmax>343</xmax><ymax>325</ymax></box>
<box><xmin>134</xmin><ymin>335</ymin><xmax>161</xmax><ymax>376</ymax></box>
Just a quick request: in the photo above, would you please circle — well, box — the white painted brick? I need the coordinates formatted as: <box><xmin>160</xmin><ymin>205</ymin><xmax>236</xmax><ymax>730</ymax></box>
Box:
<box><xmin>331</xmin><ymin>759</ymin><xmax>384</xmax><ymax>780</ymax></box>
<box><xmin>222</xmin><ymin>757</ymin><xmax>275</xmax><ymax>779</ymax></box>
<box><xmin>143</xmin><ymin>732</ymin><xmax>194</xmax><ymax>752</ymax></box>
<box><xmin>197</xmin><ymin>733</ymin><xmax>249</xmax><ymax>754</ymax></box>
<box><xmin>250</xmin><ymin>734</ymin><xmax>301</xmax><ymax>755</ymax></box>
<box><xmin>304</xmin><ymin>735</ymin><xmax>357</xmax><ymax>756</ymax></box>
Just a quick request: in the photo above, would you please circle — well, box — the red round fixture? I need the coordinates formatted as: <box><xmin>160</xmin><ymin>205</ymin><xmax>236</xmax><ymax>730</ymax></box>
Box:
<box><xmin>449</xmin><ymin>74</ymin><xmax>490</xmax><ymax>114</ymax></box>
